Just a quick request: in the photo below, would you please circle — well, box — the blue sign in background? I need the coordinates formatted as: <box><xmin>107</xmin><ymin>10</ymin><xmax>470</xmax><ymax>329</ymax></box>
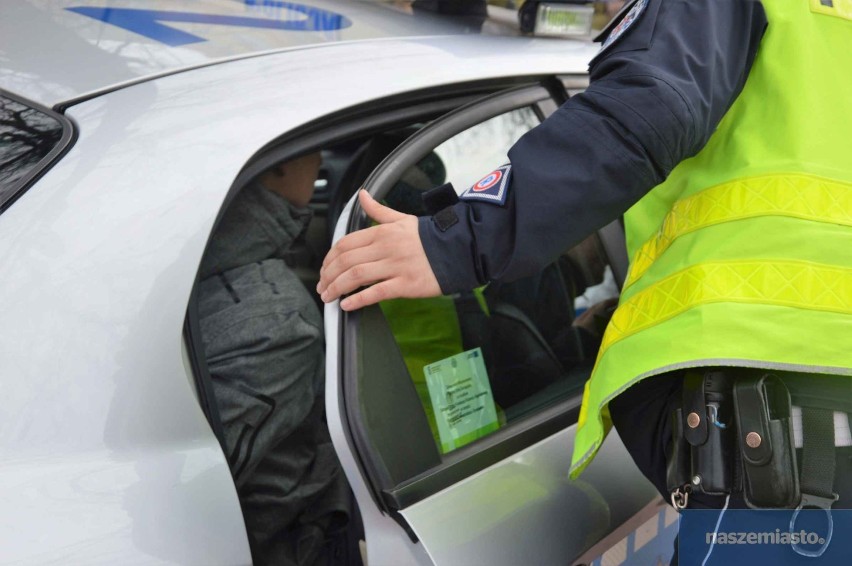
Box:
<box><xmin>680</xmin><ymin>509</ymin><xmax>852</xmax><ymax>565</ymax></box>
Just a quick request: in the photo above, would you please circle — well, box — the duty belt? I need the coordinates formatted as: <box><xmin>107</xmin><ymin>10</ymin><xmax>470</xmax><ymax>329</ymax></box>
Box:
<box><xmin>666</xmin><ymin>369</ymin><xmax>844</xmax><ymax>512</ymax></box>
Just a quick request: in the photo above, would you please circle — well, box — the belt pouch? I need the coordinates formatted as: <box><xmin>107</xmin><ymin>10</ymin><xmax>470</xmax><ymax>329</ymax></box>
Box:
<box><xmin>683</xmin><ymin>371</ymin><xmax>733</xmax><ymax>495</ymax></box>
<box><xmin>667</xmin><ymin>408</ymin><xmax>690</xmax><ymax>493</ymax></box>
<box><xmin>733</xmin><ymin>373</ymin><xmax>800</xmax><ymax>508</ymax></box>
<box><xmin>690</xmin><ymin>406</ymin><xmax>733</xmax><ymax>495</ymax></box>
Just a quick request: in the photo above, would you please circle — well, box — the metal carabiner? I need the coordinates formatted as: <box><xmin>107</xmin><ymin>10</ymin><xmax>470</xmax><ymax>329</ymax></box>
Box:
<box><xmin>671</xmin><ymin>485</ymin><xmax>690</xmax><ymax>510</ymax></box>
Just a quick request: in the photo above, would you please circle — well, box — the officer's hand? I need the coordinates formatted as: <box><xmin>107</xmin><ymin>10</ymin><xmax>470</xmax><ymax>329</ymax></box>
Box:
<box><xmin>318</xmin><ymin>190</ymin><xmax>441</xmax><ymax>311</ymax></box>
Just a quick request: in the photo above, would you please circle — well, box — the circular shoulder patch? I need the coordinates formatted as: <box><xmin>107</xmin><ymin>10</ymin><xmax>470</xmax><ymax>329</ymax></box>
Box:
<box><xmin>459</xmin><ymin>164</ymin><xmax>512</xmax><ymax>206</ymax></box>
<box><xmin>472</xmin><ymin>170</ymin><xmax>503</xmax><ymax>192</ymax></box>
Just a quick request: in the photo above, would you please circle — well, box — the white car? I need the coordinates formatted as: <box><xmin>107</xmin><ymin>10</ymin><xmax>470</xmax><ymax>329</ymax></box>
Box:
<box><xmin>0</xmin><ymin>1</ymin><xmax>674</xmax><ymax>564</ymax></box>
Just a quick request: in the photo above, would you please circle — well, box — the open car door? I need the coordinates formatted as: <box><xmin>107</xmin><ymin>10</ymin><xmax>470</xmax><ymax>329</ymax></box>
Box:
<box><xmin>325</xmin><ymin>82</ymin><xmax>672</xmax><ymax>566</ymax></box>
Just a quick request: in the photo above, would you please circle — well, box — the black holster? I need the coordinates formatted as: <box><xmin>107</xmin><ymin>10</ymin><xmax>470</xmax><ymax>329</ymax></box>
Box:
<box><xmin>666</xmin><ymin>370</ymin><xmax>735</xmax><ymax>497</ymax></box>
<box><xmin>732</xmin><ymin>373</ymin><xmax>800</xmax><ymax>508</ymax></box>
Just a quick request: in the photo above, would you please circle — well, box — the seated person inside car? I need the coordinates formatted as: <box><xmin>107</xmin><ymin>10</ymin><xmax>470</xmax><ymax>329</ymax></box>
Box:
<box><xmin>196</xmin><ymin>153</ymin><xmax>349</xmax><ymax>565</ymax></box>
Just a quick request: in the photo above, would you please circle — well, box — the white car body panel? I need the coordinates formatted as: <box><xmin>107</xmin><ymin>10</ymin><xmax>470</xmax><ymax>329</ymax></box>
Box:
<box><xmin>398</xmin><ymin>429</ymin><xmax>652</xmax><ymax>565</ymax></box>
<box><xmin>0</xmin><ymin>0</ymin><xmax>520</xmax><ymax>106</ymax></box>
<box><xmin>0</xmin><ymin>37</ymin><xmax>597</xmax><ymax>563</ymax></box>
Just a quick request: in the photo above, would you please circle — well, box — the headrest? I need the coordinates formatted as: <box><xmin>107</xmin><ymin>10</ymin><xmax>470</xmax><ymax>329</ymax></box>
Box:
<box><xmin>384</xmin><ymin>152</ymin><xmax>447</xmax><ymax>216</ymax></box>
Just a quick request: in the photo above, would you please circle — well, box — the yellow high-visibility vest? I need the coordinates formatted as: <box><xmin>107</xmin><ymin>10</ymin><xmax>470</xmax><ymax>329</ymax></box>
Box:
<box><xmin>570</xmin><ymin>0</ymin><xmax>852</xmax><ymax>478</ymax></box>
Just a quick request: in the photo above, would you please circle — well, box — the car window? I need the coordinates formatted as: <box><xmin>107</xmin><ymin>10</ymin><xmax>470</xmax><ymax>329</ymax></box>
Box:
<box><xmin>340</xmin><ymin>91</ymin><xmax>624</xmax><ymax>507</ymax></box>
<box><xmin>0</xmin><ymin>93</ymin><xmax>66</xmax><ymax>207</ymax></box>
<box><xmin>432</xmin><ymin>107</ymin><xmax>539</xmax><ymax>193</ymax></box>
<box><xmin>375</xmin><ymin>105</ymin><xmax>619</xmax><ymax>456</ymax></box>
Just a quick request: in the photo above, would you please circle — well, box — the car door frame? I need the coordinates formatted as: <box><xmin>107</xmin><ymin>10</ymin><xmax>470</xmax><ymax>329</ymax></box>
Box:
<box><xmin>338</xmin><ymin>83</ymin><xmax>574</xmax><ymax>514</ymax></box>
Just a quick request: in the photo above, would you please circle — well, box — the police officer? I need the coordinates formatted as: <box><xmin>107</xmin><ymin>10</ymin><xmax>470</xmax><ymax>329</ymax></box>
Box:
<box><xmin>318</xmin><ymin>0</ymin><xmax>851</xmax><ymax>558</ymax></box>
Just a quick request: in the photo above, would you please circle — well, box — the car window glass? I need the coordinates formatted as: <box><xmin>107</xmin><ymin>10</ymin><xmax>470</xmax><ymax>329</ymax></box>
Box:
<box><xmin>377</xmin><ymin>106</ymin><xmax>619</xmax><ymax>457</ymax></box>
<box><xmin>432</xmin><ymin>107</ymin><xmax>538</xmax><ymax>193</ymax></box>
<box><xmin>0</xmin><ymin>94</ymin><xmax>64</xmax><ymax>206</ymax></box>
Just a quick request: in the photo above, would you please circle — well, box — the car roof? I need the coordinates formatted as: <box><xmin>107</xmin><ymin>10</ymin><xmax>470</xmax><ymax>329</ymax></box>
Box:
<box><xmin>0</xmin><ymin>0</ymin><xmax>541</xmax><ymax>107</ymax></box>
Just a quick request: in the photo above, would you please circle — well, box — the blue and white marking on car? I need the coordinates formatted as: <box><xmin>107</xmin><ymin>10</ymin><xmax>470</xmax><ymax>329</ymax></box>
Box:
<box><xmin>66</xmin><ymin>1</ymin><xmax>351</xmax><ymax>46</ymax></box>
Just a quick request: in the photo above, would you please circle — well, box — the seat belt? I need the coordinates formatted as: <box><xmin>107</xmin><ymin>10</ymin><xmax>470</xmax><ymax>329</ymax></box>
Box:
<box><xmin>453</xmin><ymin>289</ymin><xmax>490</xmax><ymax>352</ymax></box>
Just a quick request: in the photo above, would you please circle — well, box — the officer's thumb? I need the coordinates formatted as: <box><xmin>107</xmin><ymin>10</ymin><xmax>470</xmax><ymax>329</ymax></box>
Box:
<box><xmin>359</xmin><ymin>189</ymin><xmax>406</xmax><ymax>224</ymax></box>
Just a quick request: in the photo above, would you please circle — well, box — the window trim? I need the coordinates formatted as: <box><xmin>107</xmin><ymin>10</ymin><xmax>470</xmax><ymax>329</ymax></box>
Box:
<box><xmin>0</xmin><ymin>89</ymin><xmax>77</xmax><ymax>214</ymax></box>
<box><xmin>342</xmin><ymin>82</ymin><xmax>595</xmax><ymax>512</ymax></box>
<box><xmin>348</xmin><ymin>85</ymin><xmax>552</xmax><ymax>204</ymax></box>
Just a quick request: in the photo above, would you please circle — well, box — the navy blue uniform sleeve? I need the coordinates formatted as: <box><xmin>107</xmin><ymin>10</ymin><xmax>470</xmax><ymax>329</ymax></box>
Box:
<box><xmin>420</xmin><ymin>0</ymin><xmax>767</xmax><ymax>294</ymax></box>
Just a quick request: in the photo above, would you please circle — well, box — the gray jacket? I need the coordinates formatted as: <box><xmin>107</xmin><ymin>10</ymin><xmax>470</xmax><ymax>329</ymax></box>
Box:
<box><xmin>198</xmin><ymin>183</ymin><xmax>348</xmax><ymax>565</ymax></box>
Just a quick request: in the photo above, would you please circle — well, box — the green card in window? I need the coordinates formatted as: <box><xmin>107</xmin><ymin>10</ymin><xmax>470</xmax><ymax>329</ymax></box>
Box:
<box><xmin>424</xmin><ymin>348</ymin><xmax>499</xmax><ymax>453</ymax></box>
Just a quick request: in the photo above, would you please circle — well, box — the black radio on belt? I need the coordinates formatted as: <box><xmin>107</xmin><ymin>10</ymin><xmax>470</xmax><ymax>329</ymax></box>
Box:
<box><xmin>667</xmin><ymin>370</ymin><xmax>736</xmax><ymax>499</ymax></box>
